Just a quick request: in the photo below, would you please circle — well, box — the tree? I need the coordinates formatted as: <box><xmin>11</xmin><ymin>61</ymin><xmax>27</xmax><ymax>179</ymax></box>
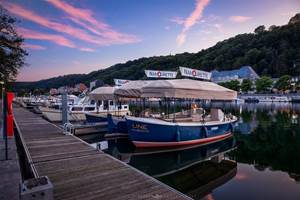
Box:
<box><xmin>255</xmin><ymin>76</ymin><xmax>273</xmax><ymax>93</ymax></box>
<box><xmin>220</xmin><ymin>80</ymin><xmax>240</xmax><ymax>92</ymax></box>
<box><xmin>0</xmin><ymin>6</ymin><xmax>27</xmax><ymax>83</ymax></box>
<box><xmin>268</xmin><ymin>25</ymin><xmax>278</xmax><ymax>31</ymax></box>
<box><xmin>274</xmin><ymin>75</ymin><xmax>292</xmax><ymax>91</ymax></box>
<box><xmin>241</xmin><ymin>79</ymin><xmax>252</xmax><ymax>92</ymax></box>
<box><xmin>254</xmin><ymin>25</ymin><xmax>266</xmax><ymax>34</ymax></box>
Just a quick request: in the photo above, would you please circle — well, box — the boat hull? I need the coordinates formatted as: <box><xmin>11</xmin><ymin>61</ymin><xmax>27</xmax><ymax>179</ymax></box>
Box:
<box><xmin>126</xmin><ymin>117</ymin><xmax>235</xmax><ymax>148</ymax></box>
<box><xmin>85</xmin><ymin>113</ymin><xmax>108</xmax><ymax>123</ymax></box>
<box><xmin>39</xmin><ymin>107</ymin><xmax>88</xmax><ymax>122</ymax></box>
<box><xmin>107</xmin><ymin>114</ymin><xmax>127</xmax><ymax>134</ymax></box>
<box><xmin>86</xmin><ymin>111</ymin><xmax>130</xmax><ymax>123</ymax></box>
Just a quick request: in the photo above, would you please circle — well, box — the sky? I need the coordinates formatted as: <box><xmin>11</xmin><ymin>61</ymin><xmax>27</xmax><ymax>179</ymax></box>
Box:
<box><xmin>1</xmin><ymin>0</ymin><xmax>300</xmax><ymax>81</ymax></box>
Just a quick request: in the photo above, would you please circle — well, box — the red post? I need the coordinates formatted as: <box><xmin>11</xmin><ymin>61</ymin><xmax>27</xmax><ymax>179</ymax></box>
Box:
<box><xmin>6</xmin><ymin>92</ymin><xmax>14</xmax><ymax>137</ymax></box>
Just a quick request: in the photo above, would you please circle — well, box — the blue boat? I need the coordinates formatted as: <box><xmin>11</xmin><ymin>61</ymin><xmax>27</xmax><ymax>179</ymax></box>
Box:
<box><xmin>112</xmin><ymin>79</ymin><xmax>238</xmax><ymax>148</ymax></box>
<box><xmin>107</xmin><ymin>114</ymin><xmax>128</xmax><ymax>134</ymax></box>
<box><xmin>125</xmin><ymin>115</ymin><xmax>236</xmax><ymax>148</ymax></box>
<box><xmin>85</xmin><ymin>113</ymin><xmax>108</xmax><ymax>123</ymax></box>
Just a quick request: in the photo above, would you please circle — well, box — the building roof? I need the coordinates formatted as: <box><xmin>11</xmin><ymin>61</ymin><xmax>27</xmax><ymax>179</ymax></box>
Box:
<box><xmin>211</xmin><ymin>66</ymin><xmax>259</xmax><ymax>82</ymax></box>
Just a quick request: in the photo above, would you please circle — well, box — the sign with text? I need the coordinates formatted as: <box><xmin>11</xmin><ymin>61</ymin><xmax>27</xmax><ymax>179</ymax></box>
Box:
<box><xmin>114</xmin><ymin>79</ymin><xmax>130</xmax><ymax>86</ymax></box>
<box><xmin>145</xmin><ymin>70</ymin><xmax>177</xmax><ymax>79</ymax></box>
<box><xmin>179</xmin><ymin>66</ymin><xmax>211</xmax><ymax>80</ymax></box>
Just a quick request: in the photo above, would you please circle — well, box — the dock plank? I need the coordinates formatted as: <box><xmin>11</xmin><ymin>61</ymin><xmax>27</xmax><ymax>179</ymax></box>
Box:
<box><xmin>13</xmin><ymin>105</ymin><xmax>190</xmax><ymax>200</ymax></box>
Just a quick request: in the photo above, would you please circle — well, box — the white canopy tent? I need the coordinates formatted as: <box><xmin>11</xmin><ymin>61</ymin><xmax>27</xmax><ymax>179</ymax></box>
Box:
<box><xmin>114</xmin><ymin>80</ymin><xmax>152</xmax><ymax>98</ymax></box>
<box><xmin>140</xmin><ymin>79</ymin><xmax>237</xmax><ymax>100</ymax></box>
<box><xmin>89</xmin><ymin>86</ymin><xmax>115</xmax><ymax>100</ymax></box>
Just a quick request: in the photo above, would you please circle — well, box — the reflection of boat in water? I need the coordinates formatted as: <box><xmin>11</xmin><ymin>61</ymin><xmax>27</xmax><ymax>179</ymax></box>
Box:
<box><xmin>102</xmin><ymin>137</ymin><xmax>236</xmax><ymax>199</ymax></box>
<box><xmin>159</xmin><ymin>160</ymin><xmax>236</xmax><ymax>200</ymax></box>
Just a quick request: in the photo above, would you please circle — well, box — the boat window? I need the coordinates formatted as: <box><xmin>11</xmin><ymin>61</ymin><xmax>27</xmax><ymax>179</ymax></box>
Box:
<box><xmin>84</xmin><ymin>107</ymin><xmax>95</xmax><ymax>111</ymax></box>
<box><xmin>90</xmin><ymin>100</ymin><xmax>95</xmax><ymax>105</ymax></box>
<box><xmin>97</xmin><ymin>100</ymin><xmax>102</xmax><ymax>106</ymax></box>
<box><xmin>123</xmin><ymin>106</ymin><xmax>128</xmax><ymax>109</ymax></box>
<box><xmin>103</xmin><ymin>100</ymin><xmax>109</xmax><ymax>110</ymax></box>
<box><xmin>109</xmin><ymin>101</ymin><xmax>114</xmax><ymax>106</ymax></box>
<box><xmin>72</xmin><ymin>107</ymin><xmax>83</xmax><ymax>111</ymax></box>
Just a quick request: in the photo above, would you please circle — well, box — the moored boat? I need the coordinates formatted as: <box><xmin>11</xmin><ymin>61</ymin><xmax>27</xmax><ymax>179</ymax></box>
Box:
<box><xmin>112</xmin><ymin>79</ymin><xmax>238</xmax><ymax>148</ymax></box>
<box><xmin>40</xmin><ymin>104</ymin><xmax>97</xmax><ymax>122</ymax></box>
<box><xmin>126</xmin><ymin>111</ymin><xmax>236</xmax><ymax>148</ymax></box>
<box><xmin>85</xmin><ymin>86</ymin><xmax>130</xmax><ymax>123</ymax></box>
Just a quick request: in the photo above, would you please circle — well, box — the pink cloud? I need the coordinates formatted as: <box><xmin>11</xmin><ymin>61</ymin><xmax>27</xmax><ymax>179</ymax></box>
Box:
<box><xmin>229</xmin><ymin>15</ymin><xmax>252</xmax><ymax>23</ymax></box>
<box><xmin>22</xmin><ymin>43</ymin><xmax>46</xmax><ymax>50</ymax></box>
<box><xmin>18</xmin><ymin>27</ymin><xmax>76</xmax><ymax>48</ymax></box>
<box><xmin>46</xmin><ymin>0</ymin><xmax>140</xmax><ymax>44</ymax></box>
<box><xmin>79</xmin><ymin>47</ymin><xmax>95</xmax><ymax>52</ymax></box>
<box><xmin>177</xmin><ymin>0</ymin><xmax>210</xmax><ymax>46</ymax></box>
<box><xmin>2</xmin><ymin>2</ymin><xmax>139</xmax><ymax>47</ymax></box>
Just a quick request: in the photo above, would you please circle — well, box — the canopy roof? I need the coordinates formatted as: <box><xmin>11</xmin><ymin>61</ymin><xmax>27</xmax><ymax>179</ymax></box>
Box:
<box><xmin>89</xmin><ymin>86</ymin><xmax>115</xmax><ymax>100</ymax></box>
<box><xmin>140</xmin><ymin>79</ymin><xmax>237</xmax><ymax>100</ymax></box>
<box><xmin>114</xmin><ymin>80</ymin><xmax>152</xmax><ymax>98</ymax></box>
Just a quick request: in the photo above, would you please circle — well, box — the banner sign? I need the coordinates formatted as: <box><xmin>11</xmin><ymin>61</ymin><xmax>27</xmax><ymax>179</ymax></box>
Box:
<box><xmin>145</xmin><ymin>70</ymin><xmax>177</xmax><ymax>79</ymax></box>
<box><xmin>114</xmin><ymin>79</ymin><xmax>130</xmax><ymax>86</ymax></box>
<box><xmin>179</xmin><ymin>66</ymin><xmax>211</xmax><ymax>80</ymax></box>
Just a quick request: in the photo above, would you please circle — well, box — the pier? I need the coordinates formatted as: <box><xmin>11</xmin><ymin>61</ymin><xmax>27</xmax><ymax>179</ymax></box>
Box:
<box><xmin>9</xmin><ymin>105</ymin><xmax>190</xmax><ymax>200</ymax></box>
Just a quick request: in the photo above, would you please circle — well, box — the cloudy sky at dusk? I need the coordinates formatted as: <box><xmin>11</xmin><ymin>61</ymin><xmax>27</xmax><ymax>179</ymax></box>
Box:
<box><xmin>1</xmin><ymin>0</ymin><xmax>299</xmax><ymax>81</ymax></box>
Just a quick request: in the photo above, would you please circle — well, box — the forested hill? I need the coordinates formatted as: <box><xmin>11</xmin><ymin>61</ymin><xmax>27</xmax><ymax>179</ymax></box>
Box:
<box><xmin>15</xmin><ymin>14</ymin><xmax>300</xmax><ymax>91</ymax></box>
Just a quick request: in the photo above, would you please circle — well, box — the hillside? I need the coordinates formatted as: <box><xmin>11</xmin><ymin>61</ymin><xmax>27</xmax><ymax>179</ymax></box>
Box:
<box><xmin>14</xmin><ymin>14</ymin><xmax>300</xmax><ymax>91</ymax></box>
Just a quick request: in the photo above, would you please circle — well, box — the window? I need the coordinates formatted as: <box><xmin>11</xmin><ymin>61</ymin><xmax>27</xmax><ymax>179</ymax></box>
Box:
<box><xmin>109</xmin><ymin>101</ymin><xmax>114</xmax><ymax>106</ymax></box>
<box><xmin>97</xmin><ymin>100</ymin><xmax>102</xmax><ymax>106</ymax></box>
<box><xmin>84</xmin><ymin>107</ymin><xmax>95</xmax><ymax>111</ymax></box>
<box><xmin>71</xmin><ymin>107</ymin><xmax>83</xmax><ymax>111</ymax></box>
<box><xmin>90</xmin><ymin>100</ymin><xmax>95</xmax><ymax>105</ymax></box>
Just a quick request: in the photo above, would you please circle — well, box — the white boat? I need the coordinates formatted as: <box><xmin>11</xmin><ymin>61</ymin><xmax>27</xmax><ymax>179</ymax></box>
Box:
<box><xmin>85</xmin><ymin>87</ymin><xmax>130</xmax><ymax>123</ymax></box>
<box><xmin>40</xmin><ymin>104</ymin><xmax>97</xmax><ymax>122</ymax></box>
<box><xmin>40</xmin><ymin>87</ymin><xmax>130</xmax><ymax>122</ymax></box>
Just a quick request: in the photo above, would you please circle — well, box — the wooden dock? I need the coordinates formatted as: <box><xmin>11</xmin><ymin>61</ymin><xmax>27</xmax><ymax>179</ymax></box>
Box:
<box><xmin>13</xmin><ymin>105</ymin><xmax>190</xmax><ymax>200</ymax></box>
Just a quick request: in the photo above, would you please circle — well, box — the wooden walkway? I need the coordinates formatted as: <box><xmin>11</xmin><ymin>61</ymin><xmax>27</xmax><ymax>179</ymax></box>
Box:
<box><xmin>13</xmin><ymin>105</ymin><xmax>190</xmax><ymax>200</ymax></box>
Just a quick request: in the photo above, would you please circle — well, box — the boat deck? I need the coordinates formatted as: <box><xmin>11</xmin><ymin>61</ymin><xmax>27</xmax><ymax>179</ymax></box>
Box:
<box><xmin>13</xmin><ymin>105</ymin><xmax>190</xmax><ymax>200</ymax></box>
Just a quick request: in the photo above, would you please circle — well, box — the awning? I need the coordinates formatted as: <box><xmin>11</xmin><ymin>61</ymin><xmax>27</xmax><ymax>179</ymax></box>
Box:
<box><xmin>89</xmin><ymin>86</ymin><xmax>115</xmax><ymax>100</ymax></box>
<box><xmin>114</xmin><ymin>80</ymin><xmax>152</xmax><ymax>98</ymax></box>
<box><xmin>140</xmin><ymin>79</ymin><xmax>237</xmax><ymax>100</ymax></box>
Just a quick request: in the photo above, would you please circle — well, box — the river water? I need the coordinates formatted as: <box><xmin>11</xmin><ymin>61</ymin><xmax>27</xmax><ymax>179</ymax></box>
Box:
<box><xmin>78</xmin><ymin>102</ymin><xmax>300</xmax><ymax>200</ymax></box>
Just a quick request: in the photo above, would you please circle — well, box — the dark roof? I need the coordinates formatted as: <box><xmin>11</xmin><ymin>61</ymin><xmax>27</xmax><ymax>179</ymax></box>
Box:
<box><xmin>211</xmin><ymin>66</ymin><xmax>259</xmax><ymax>81</ymax></box>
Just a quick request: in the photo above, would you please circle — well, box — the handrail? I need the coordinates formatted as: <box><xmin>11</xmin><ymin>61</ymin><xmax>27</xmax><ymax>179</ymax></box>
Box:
<box><xmin>14</xmin><ymin>118</ymin><xmax>39</xmax><ymax>178</ymax></box>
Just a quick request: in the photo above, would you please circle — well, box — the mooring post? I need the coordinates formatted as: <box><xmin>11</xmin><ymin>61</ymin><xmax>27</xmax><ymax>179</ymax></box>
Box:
<box><xmin>62</xmin><ymin>89</ymin><xmax>68</xmax><ymax>125</ymax></box>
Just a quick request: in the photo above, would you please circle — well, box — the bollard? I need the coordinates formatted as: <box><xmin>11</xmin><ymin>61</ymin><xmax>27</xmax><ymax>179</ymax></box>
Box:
<box><xmin>6</xmin><ymin>92</ymin><xmax>14</xmax><ymax>137</ymax></box>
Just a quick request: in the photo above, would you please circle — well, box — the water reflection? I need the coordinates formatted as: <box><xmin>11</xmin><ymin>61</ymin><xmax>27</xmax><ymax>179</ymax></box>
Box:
<box><xmin>79</xmin><ymin>102</ymin><xmax>300</xmax><ymax>200</ymax></box>
<box><xmin>97</xmin><ymin>137</ymin><xmax>237</xmax><ymax>199</ymax></box>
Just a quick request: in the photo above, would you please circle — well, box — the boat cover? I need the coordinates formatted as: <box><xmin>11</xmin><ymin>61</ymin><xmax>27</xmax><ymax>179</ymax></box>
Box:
<box><xmin>89</xmin><ymin>86</ymin><xmax>115</xmax><ymax>100</ymax></box>
<box><xmin>114</xmin><ymin>80</ymin><xmax>152</xmax><ymax>98</ymax></box>
<box><xmin>140</xmin><ymin>79</ymin><xmax>237</xmax><ymax>100</ymax></box>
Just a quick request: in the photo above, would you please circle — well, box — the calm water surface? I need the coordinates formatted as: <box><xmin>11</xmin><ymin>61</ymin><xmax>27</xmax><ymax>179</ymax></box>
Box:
<box><xmin>79</xmin><ymin>103</ymin><xmax>300</xmax><ymax>200</ymax></box>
